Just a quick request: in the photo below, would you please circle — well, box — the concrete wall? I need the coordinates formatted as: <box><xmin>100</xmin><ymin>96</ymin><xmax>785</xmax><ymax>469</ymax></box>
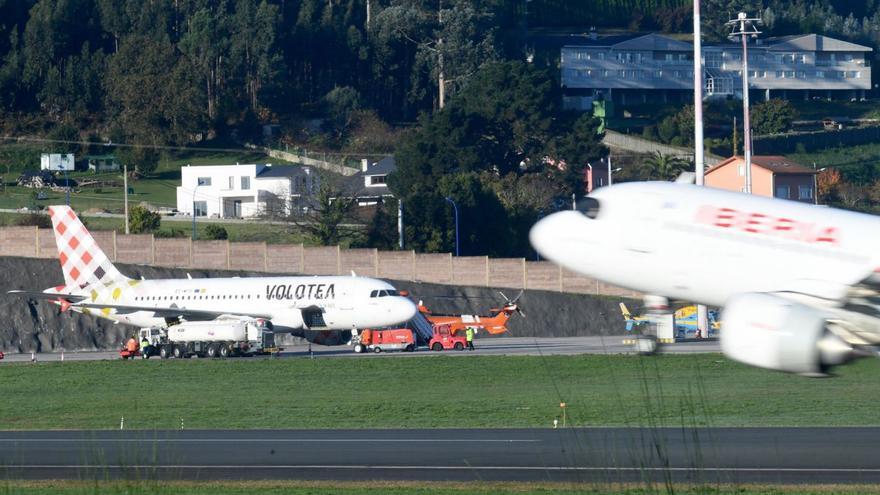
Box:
<box><xmin>0</xmin><ymin>227</ymin><xmax>640</xmax><ymax>298</ymax></box>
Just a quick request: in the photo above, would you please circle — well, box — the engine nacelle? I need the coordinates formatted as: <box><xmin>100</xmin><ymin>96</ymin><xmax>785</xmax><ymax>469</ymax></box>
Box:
<box><xmin>721</xmin><ymin>293</ymin><xmax>854</xmax><ymax>376</ymax></box>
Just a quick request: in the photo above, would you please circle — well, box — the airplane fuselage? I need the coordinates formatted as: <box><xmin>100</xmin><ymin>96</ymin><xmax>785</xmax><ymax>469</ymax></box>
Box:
<box><xmin>67</xmin><ymin>275</ymin><xmax>415</xmax><ymax>331</ymax></box>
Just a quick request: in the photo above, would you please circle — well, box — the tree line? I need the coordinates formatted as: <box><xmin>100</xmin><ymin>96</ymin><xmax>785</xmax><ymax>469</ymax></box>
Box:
<box><xmin>0</xmin><ymin>0</ymin><xmax>522</xmax><ymax>143</ymax></box>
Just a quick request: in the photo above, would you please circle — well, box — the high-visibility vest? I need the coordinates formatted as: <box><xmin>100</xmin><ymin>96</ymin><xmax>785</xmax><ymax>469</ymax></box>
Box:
<box><xmin>127</xmin><ymin>339</ymin><xmax>138</xmax><ymax>352</ymax></box>
<box><xmin>466</xmin><ymin>328</ymin><xmax>474</xmax><ymax>341</ymax></box>
<box><xmin>141</xmin><ymin>339</ymin><xmax>150</xmax><ymax>349</ymax></box>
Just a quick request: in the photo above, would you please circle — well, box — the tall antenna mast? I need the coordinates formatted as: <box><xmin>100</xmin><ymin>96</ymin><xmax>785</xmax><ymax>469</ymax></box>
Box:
<box><xmin>726</xmin><ymin>12</ymin><xmax>761</xmax><ymax>195</ymax></box>
<box><xmin>694</xmin><ymin>0</ymin><xmax>708</xmax><ymax>339</ymax></box>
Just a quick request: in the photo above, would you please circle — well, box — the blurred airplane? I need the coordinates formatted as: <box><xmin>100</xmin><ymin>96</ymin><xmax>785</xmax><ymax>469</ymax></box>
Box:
<box><xmin>531</xmin><ymin>180</ymin><xmax>880</xmax><ymax>376</ymax></box>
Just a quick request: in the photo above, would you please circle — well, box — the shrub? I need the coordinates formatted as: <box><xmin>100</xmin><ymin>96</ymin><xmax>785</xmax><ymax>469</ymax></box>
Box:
<box><xmin>203</xmin><ymin>224</ymin><xmax>228</xmax><ymax>240</ymax></box>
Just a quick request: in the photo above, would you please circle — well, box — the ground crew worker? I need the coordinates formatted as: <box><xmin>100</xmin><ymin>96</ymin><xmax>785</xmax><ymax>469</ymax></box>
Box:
<box><xmin>465</xmin><ymin>327</ymin><xmax>475</xmax><ymax>351</ymax></box>
<box><xmin>126</xmin><ymin>336</ymin><xmax>139</xmax><ymax>353</ymax></box>
<box><xmin>140</xmin><ymin>335</ymin><xmax>150</xmax><ymax>354</ymax></box>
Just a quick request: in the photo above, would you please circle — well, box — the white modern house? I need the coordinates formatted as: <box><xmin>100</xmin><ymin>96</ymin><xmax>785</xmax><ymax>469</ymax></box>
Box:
<box><xmin>176</xmin><ymin>163</ymin><xmax>319</xmax><ymax>218</ymax></box>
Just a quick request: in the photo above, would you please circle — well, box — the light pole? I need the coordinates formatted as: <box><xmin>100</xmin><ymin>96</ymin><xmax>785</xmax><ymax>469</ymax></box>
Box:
<box><xmin>192</xmin><ymin>183</ymin><xmax>200</xmax><ymax>240</ymax></box>
<box><xmin>610</xmin><ymin>167</ymin><xmax>622</xmax><ymax>183</ymax></box>
<box><xmin>444</xmin><ymin>196</ymin><xmax>459</xmax><ymax>256</ymax></box>
<box><xmin>727</xmin><ymin>12</ymin><xmax>761</xmax><ymax>194</ymax></box>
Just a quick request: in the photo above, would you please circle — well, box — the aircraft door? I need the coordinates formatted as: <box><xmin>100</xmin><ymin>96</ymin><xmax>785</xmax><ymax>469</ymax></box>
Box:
<box><xmin>339</xmin><ymin>286</ymin><xmax>354</xmax><ymax>310</ymax></box>
<box><xmin>626</xmin><ymin>193</ymin><xmax>660</xmax><ymax>255</ymax></box>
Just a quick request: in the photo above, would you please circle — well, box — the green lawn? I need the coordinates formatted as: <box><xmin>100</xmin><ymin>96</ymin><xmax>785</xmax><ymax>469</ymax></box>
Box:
<box><xmin>0</xmin><ymin>145</ymin><xmax>302</xmax><ymax>214</ymax></box>
<box><xmin>0</xmin><ymin>211</ymin><xmax>316</xmax><ymax>245</ymax></box>
<box><xmin>2</xmin><ymin>354</ymin><xmax>880</xmax><ymax>430</ymax></box>
<box><xmin>3</xmin><ymin>481</ymin><xmax>879</xmax><ymax>495</ymax></box>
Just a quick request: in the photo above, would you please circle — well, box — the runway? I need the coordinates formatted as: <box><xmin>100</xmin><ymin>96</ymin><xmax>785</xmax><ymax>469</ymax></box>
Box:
<box><xmin>1</xmin><ymin>428</ymin><xmax>877</xmax><ymax>483</ymax></box>
<box><xmin>0</xmin><ymin>335</ymin><xmax>720</xmax><ymax>362</ymax></box>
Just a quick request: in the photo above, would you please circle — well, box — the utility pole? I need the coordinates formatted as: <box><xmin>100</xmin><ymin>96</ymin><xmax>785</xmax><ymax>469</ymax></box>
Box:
<box><xmin>694</xmin><ymin>0</ymin><xmax>709</xmax><ymax>339</ymax></box>
<box><xmin>438</xmin><ymin>0</ymin><xmax>445</xmax><ymax>109</ymax></box>
<box><xmin>727</xmin><ymin>12</ymin><xmax>761</xmax><ymax>194</ymax></box>
<box><xmin>398</xmin><ymin>199</ymin><xmax>404</xmax><ymax>249</ymax></box>
<box><xmin>123</xmin><ymin>163</ymin><xmax>130</xmax><ymax>234</ymax></box>
<box><xmin>607</xmin><ymin>153</ymin><xmax>613</xmax><ymax>186</ymax></box>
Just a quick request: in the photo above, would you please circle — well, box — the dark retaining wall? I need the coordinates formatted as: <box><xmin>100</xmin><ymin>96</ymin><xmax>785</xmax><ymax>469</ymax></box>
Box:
<box><xmin>0</xmin><ymin>257</ymin><xmax>632</xmax><ymax>352</ymax></box>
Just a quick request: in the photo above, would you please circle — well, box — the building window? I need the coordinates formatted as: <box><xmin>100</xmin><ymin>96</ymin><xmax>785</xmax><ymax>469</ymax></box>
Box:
<box><xmin>370</xmin><ymin>175</ymin><xmax>387</xmax><ymax>185</ymax></box>
<box><xmin>816</xmin><ymin>70</ymin><xmax>825</xmax><ymax>78</ymax></box>
<box><xmin>228</xmin><ymin>176</ymin><xmax>234</xmax><ymax>189</ymax></box>
<box><xmin>785</xmin><ymin>71</ymin><xmax>795</xmax><ymax>78</ymax></box>
<box><xmin>776</xmin><ymin>186</ymin><xmax>790</xmax><ymax>199</ymax></box>
<box><xmin>796</xmin><ymin>71</ymin><xmax>806</xmax><ymax>78</ymax></box>
<box><xmin>241</xmin><ymin>176</ymin><xmax>250</xmax><ymax>190</ymax></box>
<box><xmin>194</xmin><ymin>201</ymin><xmax>208</xmax><ymax>217</ymax></box>
<box><xmin>798</xmin><ymin>186</ymin><xmax>813</xmax><ymax>200</ymax></box>
<box><xmin>197</xmin><ymin>177</ymin><xmax>211</xmax><ymax>186</ymax></box>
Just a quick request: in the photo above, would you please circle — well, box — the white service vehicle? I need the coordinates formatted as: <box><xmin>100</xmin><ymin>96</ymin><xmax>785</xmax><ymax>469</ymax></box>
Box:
<box><xmin>530</xmin><ymin>179</ymin><xmax>880</xmax><ymax>376</ymax></box>
<box><xmin>140</xmin><ymin>318</ymin><xmax>276</xmax><ymax>359</ymax></box>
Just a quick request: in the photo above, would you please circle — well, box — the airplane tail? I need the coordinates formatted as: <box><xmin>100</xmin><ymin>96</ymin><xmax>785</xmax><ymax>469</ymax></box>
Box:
<box><xmin>619</xmin><ymin>302</ymin><xmax>632</xmax><ymax>319</ymax></box>
<box><xmin>48</xmin><ymin>205</ymin><xmax>128</xmax><ymax>287</ymax></box>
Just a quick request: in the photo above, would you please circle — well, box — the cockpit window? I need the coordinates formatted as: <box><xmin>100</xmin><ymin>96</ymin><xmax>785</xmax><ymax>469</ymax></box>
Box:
<box><xmin>575</xmin><ymin>197</ymin><xmax>601</xmax><ymax>219</ymax></box>
<box><xmin>370</xmin><ymin>290</ymin><xmax>378</xmax><ymax>298</ymax></box>
<box><xmin>370</xmin><ymin>290</ymin><xmax>394</xmax><ymax>298</ymax></box>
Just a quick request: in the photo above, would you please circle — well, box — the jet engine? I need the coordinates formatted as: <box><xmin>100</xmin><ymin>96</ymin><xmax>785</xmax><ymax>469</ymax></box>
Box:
<box><xmin>721</xmin><ymin>293</ymin><xmax>854</xmax><ymax>376</ymax></box>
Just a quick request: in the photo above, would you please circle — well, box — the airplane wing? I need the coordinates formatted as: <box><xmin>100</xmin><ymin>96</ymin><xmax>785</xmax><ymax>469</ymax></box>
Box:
<box><xmin>7</xmin><ymin>290</ymin><xmax>87</xmax><ymax>303</ymax></box>
<box><xmin>71</xmin><ymin>302</ymin><xmax>273</xmax><ymax>322</ymax></box>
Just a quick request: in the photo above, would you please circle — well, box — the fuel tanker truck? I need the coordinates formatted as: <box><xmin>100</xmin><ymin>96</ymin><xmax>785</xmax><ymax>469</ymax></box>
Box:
<box><xmin>139</xmin><ymin>318</ymin><xmax>277</xmax><ymax>359</ymax></box>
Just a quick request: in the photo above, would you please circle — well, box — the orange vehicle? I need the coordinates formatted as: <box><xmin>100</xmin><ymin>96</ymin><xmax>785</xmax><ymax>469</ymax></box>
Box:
<box><xmin>419</xmin><ymin>291</ymin><xmax>524</xmax><ymax>336</ymax></box>
<box><xmin>355</xmin><ymin>328</ymin><xmax>415</xmax><ymax>353</ymax></box>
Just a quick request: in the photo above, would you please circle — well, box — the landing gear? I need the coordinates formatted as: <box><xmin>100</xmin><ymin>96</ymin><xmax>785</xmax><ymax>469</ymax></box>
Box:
<box><xmin>634</xmin><ymin>335</ymin><xmax>658</xmax><ymax>355</ymax></box>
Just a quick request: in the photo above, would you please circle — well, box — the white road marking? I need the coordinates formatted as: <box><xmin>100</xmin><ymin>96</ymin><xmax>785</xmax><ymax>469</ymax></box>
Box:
<box><xmin>8</xmin><ymin>465</ymin><xmax>880</xmax><ymax>472</ymax></box>
<box><xmin>0</xmin><ymin>438</ymin><xmax>539</xmax><ymax>443</ymax></box>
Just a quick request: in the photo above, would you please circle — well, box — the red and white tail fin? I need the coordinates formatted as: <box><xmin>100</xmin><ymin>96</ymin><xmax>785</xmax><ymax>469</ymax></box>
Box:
<box><xmin>48</xmin><ymin>205</ymin><xmax>128</xmax><ymax>287</ymax></box>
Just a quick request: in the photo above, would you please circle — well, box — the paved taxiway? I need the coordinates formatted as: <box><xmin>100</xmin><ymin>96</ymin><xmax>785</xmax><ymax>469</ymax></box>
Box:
<box><xmin>0</xmin><ymin>335</ymin><xmax>720</xmax><ymax>362</ymax></box>
<box><xmin>1</xmin><ymin>428</ymin><xmax>877</xmax><ymax>483</ymax></box>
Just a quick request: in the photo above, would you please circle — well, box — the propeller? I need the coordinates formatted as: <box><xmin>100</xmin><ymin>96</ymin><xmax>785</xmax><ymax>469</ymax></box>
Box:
<box><xmin>498</xmin><ymin>290</ymin><xmax>525</xmax><ymax>318</ymax></box>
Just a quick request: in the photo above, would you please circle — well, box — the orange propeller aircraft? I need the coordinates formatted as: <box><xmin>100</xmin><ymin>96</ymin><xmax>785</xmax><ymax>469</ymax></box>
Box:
<box><xmin>416</xmin><ymin>291</ymin><xmax>525</xmax><ymax>335</ymax></box>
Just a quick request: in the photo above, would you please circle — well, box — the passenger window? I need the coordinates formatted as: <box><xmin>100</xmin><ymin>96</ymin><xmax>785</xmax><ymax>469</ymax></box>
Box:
<box><xmin>576</xmin><ymin>197</ymin><xmax>601</xmax><ymax>219</ymax></box>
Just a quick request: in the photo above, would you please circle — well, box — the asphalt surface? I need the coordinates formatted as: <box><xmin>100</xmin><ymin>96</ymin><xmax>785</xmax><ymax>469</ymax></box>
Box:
<box><xmin>1</xmin><ymin>428</ymin><xmax>878</xmax><ymax>483</ymax></box>
<box><xmin>0</xmin><ymin>336</ymin><xmax>721</xmax><ymax>362</ymax></box>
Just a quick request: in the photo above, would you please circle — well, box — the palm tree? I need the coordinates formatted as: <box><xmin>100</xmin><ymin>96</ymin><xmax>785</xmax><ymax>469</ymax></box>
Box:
<box><xmin>643</xmin><ymin>151</ymin><xmax>690</xmax><ymax>181</ymax></box>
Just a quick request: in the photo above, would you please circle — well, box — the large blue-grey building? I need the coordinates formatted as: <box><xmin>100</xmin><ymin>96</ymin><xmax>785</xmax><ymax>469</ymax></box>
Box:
<box><xmin>561</xmin><ymin>33</ymin><xmax>872</xmax><ymax>109</ymax></box>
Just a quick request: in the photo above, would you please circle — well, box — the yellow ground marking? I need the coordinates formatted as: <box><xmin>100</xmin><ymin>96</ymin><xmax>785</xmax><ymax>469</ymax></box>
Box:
<box><xmin>112</xmin><ymin>287</ymin><xmax>122</xmax><ymax>300</ymax></box>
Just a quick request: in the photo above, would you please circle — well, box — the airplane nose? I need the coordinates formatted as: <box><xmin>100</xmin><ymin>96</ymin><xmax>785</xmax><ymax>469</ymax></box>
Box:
<box><xmin>529</xmin><ymin>211</ymin><xmax>590</xmax><ymax>264</ymax></box>
<box><xmin>393</xmin><ymin>297</ymin><xmax>418</xmax><ymax>323</ymax></box>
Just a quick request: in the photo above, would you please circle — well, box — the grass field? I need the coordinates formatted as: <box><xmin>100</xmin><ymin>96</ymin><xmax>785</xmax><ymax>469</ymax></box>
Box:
<box><xmin>0</xmin><ymin>145</ymin><xmax>305</xmax><ymax>214</ymax></box>
<box><xmin>2</xmin><ymin>354</ymin><xmax>880</xmax><ymax>430</ymax></box>
<box><xmin>0</xmin><ymin>207</ymin><xmax>321</xmax><ymax>246</ymax></box>
<box><xmin>4</xmin><ymin>481</ymin><xmax>880</xmax><ymax>495</ymax></box>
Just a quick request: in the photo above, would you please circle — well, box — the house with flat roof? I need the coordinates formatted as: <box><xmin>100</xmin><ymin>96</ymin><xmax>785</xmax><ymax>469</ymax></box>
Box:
<box><xmin>705</xmin><ymin>155</ymin><xmax>818</xmax><ymax>204</ymax></box>
<box><xmin>175</xmin><ymin>163</ymin><xmax>319</xmax><ymax>218</ymax></box>
<box><xmin>561</xmin><ymin>33</ymin><xmax>872</xmax><ymax>109</ymax></box>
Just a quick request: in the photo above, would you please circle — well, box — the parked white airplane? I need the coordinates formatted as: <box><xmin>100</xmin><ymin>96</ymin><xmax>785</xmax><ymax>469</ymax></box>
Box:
<box><xmin>530</xmin><ymin>181</ymin><xmax>880</xmax><ymax>375</ymax></box>
<box><xmin>9</xmin><ymin>206</ymin><xmax>417</xmax><ymax>345</ymax></box>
